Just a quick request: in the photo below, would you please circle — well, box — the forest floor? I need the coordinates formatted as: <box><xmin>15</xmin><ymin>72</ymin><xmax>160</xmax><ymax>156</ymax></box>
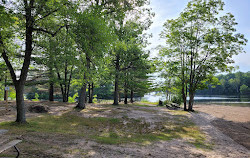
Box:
<box><xmin>0</xmin><ymin>101</ymin><xmax>249</xmax><ymax>158</ymax></box>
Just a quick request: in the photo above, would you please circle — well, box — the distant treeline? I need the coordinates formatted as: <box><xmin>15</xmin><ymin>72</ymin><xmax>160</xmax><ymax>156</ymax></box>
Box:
<box><xmin>196</xmin><ymin>72</ymin><xmax>250</xmax><ymax>95</ymax></box>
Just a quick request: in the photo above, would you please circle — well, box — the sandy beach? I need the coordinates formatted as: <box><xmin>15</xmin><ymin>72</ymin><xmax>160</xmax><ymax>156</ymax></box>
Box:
<box><xmin>195</xmin><ymin>104</ymin><xmax>250</xmax><ymax>150</ymax></box>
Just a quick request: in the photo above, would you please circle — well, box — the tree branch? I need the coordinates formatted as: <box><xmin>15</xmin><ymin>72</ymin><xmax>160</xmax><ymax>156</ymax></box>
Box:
<box><xmin>35</xmin><ymin>9</ymin><xmax>59</xmax><ymax>22</ymax></box>
<box><xmin>0</xmin><ymin>34</ymin><xmax>17</xmax><ymax>83</ymax></box>
<box><xmin>33</xmin><ymin>25</ymin><xmax>66</xmax><ymax>37</ymax></box>
<box><xmin>1</xmin><ymin>49</ymin><xmax>17</xmax><ymax>83</ymax></box>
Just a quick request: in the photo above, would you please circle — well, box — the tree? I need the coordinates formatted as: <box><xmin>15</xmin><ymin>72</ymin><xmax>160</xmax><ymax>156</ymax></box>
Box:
<box><xmin>109</xmin><ymin>7</ymin><xmax>153</xmax><ymax>105</ymax></box>
<box><xmin>160</xmin><ymin>0</ymin><xmax>247</xmax><ymax>111</ymax></box>
<box><xmin>0</xmin><ymin>0</ymin><xmax>76</xmax><ymax>123</ymax></box>
<box><xmin>72</xmin><ymin>9</ymin><xmax>112</xmax><ymax>109</ymax></box>
<box><xmin>240</xmin><ymin>84</ymin><xmax>249</xmax><ymax>95</ymax></box>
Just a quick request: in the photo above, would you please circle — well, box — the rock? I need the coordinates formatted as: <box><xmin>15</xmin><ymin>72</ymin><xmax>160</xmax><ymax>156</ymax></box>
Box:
<box><xmin>28</xmin><ymin>105</ymin><xmax>49</xmax><ymax>113</ymax></box>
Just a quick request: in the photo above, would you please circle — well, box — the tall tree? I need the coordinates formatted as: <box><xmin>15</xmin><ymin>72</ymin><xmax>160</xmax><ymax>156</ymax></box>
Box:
<box><xmin>160</xmin><ymin>0</ymin><xmax>247</xmax><ymax>111</ymax></box>
<box><xmin>0</xmin><ymin>0</ymin><xmax>75</xmax><ymax>123</ymax></box>
<box><xmin>72</xmin><ymin>10</ymin><xmax>112</xmax><ymax>109</ymax></box>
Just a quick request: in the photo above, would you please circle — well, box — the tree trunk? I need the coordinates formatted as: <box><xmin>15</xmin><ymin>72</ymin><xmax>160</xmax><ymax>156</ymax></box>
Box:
<box><xmin>76</xmin><ymin>83</ymin><xmax>87</xmax><ymax>109</ymax></box>
<box><xmin>15</xmin><ymin>83</ymin><xmax>26</xmax><ymax>123</ymax></box>
<box><xmin>188</xmin><ymin>89</ymin><xmax>195</xmax><ymax>111</ymax></box>
<box><xmin>124</xmin><ymin>88</ymin><xmax>128</xmax><ymax>104</ymax></box>
<box><xmin>49</xmin><ymin>83</ymin><xmax>54</xmax><ymax>101</ymax></box>
<box><xmin>113</xmin><ymin>85</ymin><xmax>119</xmax><ymax>104</ymax></box>
<box><xmin>62</xmin><ymin>91</ymin><xmax>67</xmax><ymax>102</ymax></box>
<box><xmin>182</xmin><ymin>84</ymin><xmax>187</xmax><ymax>111</ymax></box>
<box><xmin>88</xmin><ymin>83</ymin><xmax>94</xmax><ymax>103</ymax></box>
<box><xmin>4</xmin><ymin>77</ymin><xmax>8</xmax><ymax>101</ymax></box>
<box><xmin>130</xmin><ymin>90</ymin><xmax>134</xmax><ymax>103</ymax></box>
<box><xmin>13</xmin><ymin>1</ymin><xmax>34</xmax><ymax>123</ymax></box>
<box><xmin>113</xmin><ymin>55</ymin><xmax>119</xmax><ymax>105</ymax></box>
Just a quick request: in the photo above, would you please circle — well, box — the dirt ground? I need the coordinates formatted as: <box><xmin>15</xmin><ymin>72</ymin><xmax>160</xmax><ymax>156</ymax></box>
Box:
<box><xmin>0</xmin><ymin>101</ymin><xmax>250</xmax><ymax>157</ymax></box>
<box><xmin>194</xmin><ymin>104</ymin><xmax>250</xmax><ymax>150</ymax></box>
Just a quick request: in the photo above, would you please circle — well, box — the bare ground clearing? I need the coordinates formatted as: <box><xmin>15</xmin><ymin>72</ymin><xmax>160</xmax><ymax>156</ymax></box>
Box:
<box><xmin>0</xmin><ymin>101</ymin><xmax>249</xmax><ymax>157</ymax></box>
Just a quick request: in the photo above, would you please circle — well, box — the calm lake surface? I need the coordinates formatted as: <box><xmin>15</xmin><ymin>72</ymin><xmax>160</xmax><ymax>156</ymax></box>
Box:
<box><xmin>142</xmin><ymin>93</ymin><xmax>250</xmax><ymax>107</ymax></box>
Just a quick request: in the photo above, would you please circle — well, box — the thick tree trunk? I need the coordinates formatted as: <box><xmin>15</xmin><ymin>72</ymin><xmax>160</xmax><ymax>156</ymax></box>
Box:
<box><xmin>188</xmin><ymin>90</ymin><xmax>195</xmax><ymax>111</ymax></box>
<box><xmin>49</xmin><ymin>83</ymin><xmax>54</xmax><ymax>101</ymax></box>
<box><xmin>130</xmin><ymin>90</ymin><xmax>134</xmax><ymax>103</ymax></box>
<box><xmin>13</xmin><ymin>1</ymin><xmax>34</xmax><ymax>123</ymax></box>
<box><xmin>76</xmin><ymin>83</ymin><xmax>87</xmax><ymax>109</ymax></box>
<box><xmin>15</xmin><ymin>84</ymin><xmax>26</xmax><ymax>123</ymax></box>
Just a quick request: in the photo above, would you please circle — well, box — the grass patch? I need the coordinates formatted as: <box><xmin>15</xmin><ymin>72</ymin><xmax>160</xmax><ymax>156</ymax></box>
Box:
<box><xmin>138</xmin><ymin>101</ymin><xmax>158</xmax><ymax>105</ymax></box>
<box><xmin>168</xmin><ymin>110</ymin><xmax>189</xmax><ymax>115</ymax></box>
<box><xmin>0</xmin><ymin>111</ymin><xmax>212</xmax><ymax>150</ymax></box>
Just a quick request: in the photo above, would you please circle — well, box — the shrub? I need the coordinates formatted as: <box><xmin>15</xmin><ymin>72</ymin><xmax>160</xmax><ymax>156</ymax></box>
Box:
<box><xmin>68</xmin><ymin>93</ymin><xmax>78</xmax><ymax>103</ymax></box>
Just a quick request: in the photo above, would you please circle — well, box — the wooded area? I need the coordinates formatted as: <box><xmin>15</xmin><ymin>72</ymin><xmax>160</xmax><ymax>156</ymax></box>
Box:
<box><xmin>197</xmin><ymin>71</ymin><xmax>250</xmax><ymax>95</ymax></box>
<box><xmin>0</xmin><ymin>0</ymin><xmax>247</xmax><ymax>123</ymax></box>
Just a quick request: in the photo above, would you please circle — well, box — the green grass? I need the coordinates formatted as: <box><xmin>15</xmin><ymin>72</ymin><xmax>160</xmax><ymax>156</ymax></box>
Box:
<box><xmin>0</xmin><ymin>111</ymin><xmax>212</xmax><ymax>149</ymax></box>
<box><xmin>139</xmin><ymin>101</ymin><xmax>158</xmax><ymax>105</ymax></box>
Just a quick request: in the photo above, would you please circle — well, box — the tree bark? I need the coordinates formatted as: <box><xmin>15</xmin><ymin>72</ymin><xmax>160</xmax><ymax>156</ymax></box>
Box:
<box><xmin>124</xmin><ymin>87</ymin><xmax>128</xmax><ymax>104</ymax></box>
<box><xmin>188</xmin><ymin>89</ymin><xmax>195</xmax><ymax>111</ymax></box>
<box><xmin>113</xmin><ymin>55</ymin><xmax>120</xmax><ymax>105</ymax></box>
<box><xmin>130</xmin><ymin>90</ymin><xmax>134</xmax><ymax>103</ymax></box>
<box><xmin>4</xmin><ymin>77</ymin><xmax>8</xmax><ymax>101</ymax></box>
<box><xmin>88</xmin><ymin>83</ymin><xmax>94</xmax><ymax>103</ymax></box>
<box><xmin>49</xmin><ymin>83</ymin><xmax>54</xmax><ymax>101</ymax></box>
<box><xmin>15</xmin><ymin>83</ymin><xmax>26</xmax><ymax>123</ymax></box>
<box><xmin>76</xmin><ymin>83</ymin><xmax>87</xmax><ymax>109</ymax></box>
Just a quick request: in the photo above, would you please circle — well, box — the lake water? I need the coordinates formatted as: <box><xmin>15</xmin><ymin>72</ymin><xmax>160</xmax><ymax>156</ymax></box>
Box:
<box><xmin>142</xmin><ymin>93</ymin><xmax>250</xmax><ymax>107</ymax></box>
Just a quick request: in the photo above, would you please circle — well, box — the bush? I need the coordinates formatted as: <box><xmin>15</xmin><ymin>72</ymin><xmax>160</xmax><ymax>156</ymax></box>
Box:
<box><xmin>32</xmin><ymin>93</ymin><xmax>39</xmax><ymax>101</ymax></box>
<box><xmin>68</xmin><ymin>93</ymin><xmax>78</xmax><ymax>103</ymax></box>
<box><xmin>171</xmin><ymin>95</ymin><xmax>183</xmax><ymax>105</ymax></box>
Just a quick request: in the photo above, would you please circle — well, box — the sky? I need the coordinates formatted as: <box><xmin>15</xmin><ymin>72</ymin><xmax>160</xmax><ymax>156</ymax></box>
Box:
<box><xmin>146</xmin><ymin>0</ymin><xmax>250</xmax><ymax>72</ymax></box>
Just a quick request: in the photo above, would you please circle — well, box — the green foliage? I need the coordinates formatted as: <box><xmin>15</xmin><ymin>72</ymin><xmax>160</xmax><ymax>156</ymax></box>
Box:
<box><xmin>93</xmin><ymin>94</ymin><xmax>98</xmax><ymax>103</ymax></box>
<box><xmin>171</xmin><ymin>94</ymin><xmax>183</xmax><ymax>105</ymax></box>
<box><xmin>32</xmin><ymin>93</ymin><xmax>39</xmax><ymax>101</ymax></box>
<box><xmin>68</xmin><ymin>93</ymin><xmax>78</xmax><ymax>103</ymax></box>
<box><xmin>197</xmin><ymin>71</ymin><xmax>250</xmax><ymax>95</ymax></box>
<box><xmin>158</xmin><ymin>0</ymin><xmax>247</xmax><ymax>108</ymax></box>
<box><xmin>240</xmin><ymin>84</ymin><xmax>249</xmax><ymax>95</ymax></box>
<box><xmin>9</xmin><ymin>87</ymin><xmax>16</xmax><ymax>100</ymax></box>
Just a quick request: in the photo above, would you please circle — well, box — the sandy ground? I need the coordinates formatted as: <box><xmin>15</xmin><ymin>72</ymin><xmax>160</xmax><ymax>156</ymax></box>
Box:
<box><xmin>194</xmin><ymin>104</ymin><xmax>250</xmax><ymax>150</ymax></box>
<box><xmin>0</xmin><ymin>101</ymin><xmax>250</xmax><ymax>157</ymax></box>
